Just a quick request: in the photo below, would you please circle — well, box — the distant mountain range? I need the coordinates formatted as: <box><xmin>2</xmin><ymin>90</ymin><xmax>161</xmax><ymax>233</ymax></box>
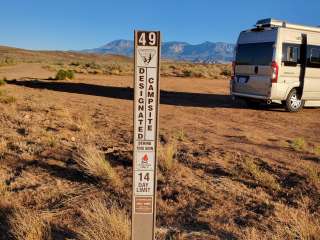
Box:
<box><xmin>82</xmin><ymin>40</ymin><xmax>235</xmax><ymax>63</ymax></box>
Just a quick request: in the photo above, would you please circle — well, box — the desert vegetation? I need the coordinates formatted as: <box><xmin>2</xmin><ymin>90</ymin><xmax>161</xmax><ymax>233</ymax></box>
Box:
<box><xmin>76</xmin><ymin>146</ymin><xmax>122</xmax><ymax>188</ymax></box>
<box><xmin>158</xmin><ymin>140</ymin><xmax>177</xmax><ymax>172</ymax></box>
<box><xmin>0</xmin><ymin>46</ymin><xmax>231</xmax><ymax>80</ymax></box>
<box><xmin>54</xmin><ymin>69</ymin><xmax>74</xmax><ymax>80</ymax></box>
<box><xmin>161</xmin><ymin>62</ymin><xmax>231</xmax><ymax>79</ymax></box>
<box><xmin>291</xmin><ymin>137</ymin><xmax>306</xmax><ymax>151</ymax></box>
<box><xmin>0</xmin><ymin>47</ymin><xmax>319</xmax><ymax>240</ymax></box>
<box><xmin>0</xmin><ymin>77</ymin><xmax>7</xmax><ymax>86</ymax></box>
<box><xmin>242</xmin><ymin>157</ymin><xmax>280</xmax><ymax>191</ymax></box>
<box><xmin>0</xmin><ymin>57</ymin><xmax>16</xmax><ymax>67</ymax></box>
<box><xmin>78</xmin><ymin>199</ymin><xmax>130</xmax><ymax>240</ymax></box>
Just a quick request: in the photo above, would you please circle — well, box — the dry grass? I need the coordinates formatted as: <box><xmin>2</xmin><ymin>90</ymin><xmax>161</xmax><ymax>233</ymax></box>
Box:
<box><xmin>0</xmin><ymin>90</ymin><xmax>16</xmax><ymax>104</ymax></box>
<box><xmin>314</xmin><ymin>145</ymin><xmax>320</xmax><ymax>156</ymax></box>
<box><xmin>243</xmin><ymin>157</ymin><xmax>280</xmax><ymax>191</ymax></box>
<box><xmin>9</xmin><ymin>208</ymin><xmax>52</xmax><ymax>240</ymax></box>
<box><xmin>291</xmin><ymin>137</ymin><xmax>306</xmax><ymax>151</ymax></box>
<box><xmin>47</xmin><ymin>135</ymin><xmax>58</xmax><ymax>148</ymax></box>
<box><xmin>304</xmin><ymin>164</ymin><xmax>320</xmax><ymax>189</ymax></box>
<box><xmin>274</xmin><ymin>201</ymin><xmax>320</xmax><ymax>240</ymax></box>
<box><xmin>0</xmin><ymin>180</ymin><xmax>8</xmax><ymax>197</ymax></box>
<box><xmin>56</xmin><ymin>109</ymin><xmax>94</xmax><ymax>138</ymax></box>
<box><xmin>77</xmin><ymin>146</ymin><xmax>122</xmax><ymax>187</ymax></box>
<box><xmin>158</xmin><ymin>141</ymin><xmax>177</xmax><ymax>172</ymax></box>
<box><xmin>78</xmin><ymin>198</ymin><xmax>130</xmax><ymax>240</ymax></box>
<box><xmin>0</xmin><ymin>95</ymin><xmax>16</xmax><ymax>104</ymax></box>
<box><xmin>0</xmin><ymin>57</ymin><xmax>16</xmax><ymax>66</ymax></box>
<box><xmin>0</xmin><ymin>138</ymin><xmax>6</xmax><ymax>159</ymax></box>
<box><xmin>175</xmin><ymin>128</ymin><xmax>185</xmax><ymax>142</ymax></box>
<box><xmin>0</xmin><ymin>78</ymin><xmax>6</xmax><ymax>86</ymax></box>
<box><xmin>71</xmin><ymin>113</ymin><xmax>93</xmax><ymax>134</ymax></box>
<box><xmin>244</xmin><ymin>201</ymin><xmax>320</xmax><ymax>240</ymax></box>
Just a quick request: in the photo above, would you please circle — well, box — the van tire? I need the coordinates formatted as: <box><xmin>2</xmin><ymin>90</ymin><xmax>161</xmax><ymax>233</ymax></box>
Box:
<box><xmin>284</xmin><ymin>89</ymin><xmax>304</xmax><ymax>112</ymax></box>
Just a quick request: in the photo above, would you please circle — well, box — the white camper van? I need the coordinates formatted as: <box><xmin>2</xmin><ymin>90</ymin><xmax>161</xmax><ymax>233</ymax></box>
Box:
<box><xmin>231</xmin><ymin>19</ymin><xmax>320</xmax><ymax>112</ymax></box>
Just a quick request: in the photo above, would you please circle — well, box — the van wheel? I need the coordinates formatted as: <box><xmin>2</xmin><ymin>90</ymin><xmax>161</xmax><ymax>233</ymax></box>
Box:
<box><xmin>284</xmin><ymin>89</ymin><xmax>304</xmax><ymax>112</ymax></box>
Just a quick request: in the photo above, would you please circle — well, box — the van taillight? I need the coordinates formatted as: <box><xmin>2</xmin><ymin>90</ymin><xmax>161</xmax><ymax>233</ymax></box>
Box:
<box><xmin>271</xmin><ymin>61</ymin><xmax>279</xmax><ymax>83</ymax></box>
<box><xmin>232</xmin><ymin>61</ymin><xmax>236</xmax><ymax>80</ymax></box>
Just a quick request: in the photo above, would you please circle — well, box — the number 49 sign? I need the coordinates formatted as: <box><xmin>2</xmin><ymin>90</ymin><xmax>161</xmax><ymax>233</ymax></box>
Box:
<box><xmin>132</xmin><ymin>31</ymin><xmax>161</xmax><ymax>240</ymax></box>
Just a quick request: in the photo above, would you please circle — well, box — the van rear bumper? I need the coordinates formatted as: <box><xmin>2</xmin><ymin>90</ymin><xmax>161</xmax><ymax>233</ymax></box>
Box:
<box><xmin>231</xmin><ymin>92</ymin><xmax>268</xmax><ymax>100</ymax></box>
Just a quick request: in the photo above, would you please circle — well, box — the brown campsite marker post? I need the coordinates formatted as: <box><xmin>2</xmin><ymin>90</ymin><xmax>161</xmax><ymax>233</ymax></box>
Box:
<box><xmin>132</xmin><ymin>30</ymin><xmax>161</xmax><ymax>240</ymax></box>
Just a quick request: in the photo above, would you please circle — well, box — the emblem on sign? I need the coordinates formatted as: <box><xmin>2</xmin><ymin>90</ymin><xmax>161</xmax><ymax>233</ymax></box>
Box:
<box><xmin>138</xmin><ymin>49</ymin><xmax>156</xmax><ymax>65</ymax></box>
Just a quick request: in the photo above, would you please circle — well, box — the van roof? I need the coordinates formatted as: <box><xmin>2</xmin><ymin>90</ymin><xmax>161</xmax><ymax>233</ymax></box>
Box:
<box><xmin>255</xmin><ymin>18</ymin><xmax>320</xmax><ymax>33</ymax></box>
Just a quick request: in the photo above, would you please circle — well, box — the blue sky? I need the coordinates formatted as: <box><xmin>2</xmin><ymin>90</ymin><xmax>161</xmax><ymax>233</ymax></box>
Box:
<box><xmin>0</xmin><ymin>0</ymin><xmax>319</xmax><ymax>50</ymax></box>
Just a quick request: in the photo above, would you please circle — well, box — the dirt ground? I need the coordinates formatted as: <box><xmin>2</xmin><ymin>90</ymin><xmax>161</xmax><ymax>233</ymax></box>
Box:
<box><xmin>0</xmin><ymin>63</ymin><xmax>319</xmax><ymax>240</ymax></box>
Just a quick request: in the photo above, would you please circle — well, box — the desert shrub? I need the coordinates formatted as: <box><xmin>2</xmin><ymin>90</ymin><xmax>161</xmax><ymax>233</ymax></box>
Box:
<box><xmin>77</xmin><ymin>146</ymin><xmax>122</xmax><ymax>187</ymax></box>
<box><xmin>182</xmin><ymin>70</ymin><xmax>193</xmax><ymax>77</ymax></box>
<box><xmin>9</xmin><ymin>208</ymin><xmax>51</xmax><ymax>240</ymax></box>
<box><xmin>291</xmin><ymin>138</ymin><xmax>306</xmax><ymax>151</ymax></box>
<box><xmin>65</xmin><ymin>70</ymin><xmax>74</xmax><ymax>79</ymax></box>
<box><xmin>0</xmin><ymin>77</ymin><xmax>7</xmax><ymax>86</ymax></box>
<box><xmin>89</xmin><ymin>70</ymin><xmax>101</xmax><ymax>75</ymax></box>
<box><xmin>243</xmin><ymin>157</ymin><xmax>280</xmax><ymax>190</ymax></box>
<box><xmin>55</xmin><ymin>61</ymin><xmax>64</xmax><ymax>66</ymax></box>
<box><xmin>0</xmin><ymin>57</ymin><xmax>16</xmax><ymax>66</ymax></box>
<box><xmin>221</xmin><ymin>68</ymin><xmax>232</xmax><ymax>76</ymax></box>
<box><xmin>162</xmin><ymin>62</ymin><xmax>227</xmax><ymax>78</ymax></box>
<box><xmin>70</xmin><ymin>61</ymin><xmax>80</xmax><ymax>66</ymax></box>
<box><xmin>314</xmin><ymin>145</ymin><xmax>320</xmax><ymax>155</ymax></box>
<box><xmin>55</xmin><ymin>69</ymin><xmax>74</xmax><ymax>80</ymax></box>
<box><xmin>105</xmin><ymin>64</ymin><xmax>123</xmax><ymax>75</ymax></box>
<box><xmin>85</xmin><ymin>61</ymin><xmax>101</xmax><ymax>69</ymax></box>
<box><xmin>78</xmin><ymin>199</ymin><xmax>130</xmax><ymax>240</ymax></box>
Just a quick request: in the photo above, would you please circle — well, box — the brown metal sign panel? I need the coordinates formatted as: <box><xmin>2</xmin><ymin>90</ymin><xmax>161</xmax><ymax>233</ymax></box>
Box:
<box><xmin>132</xmin><ymin>31</ymin><xmax>161</xmax><ymax>240</ymax></box>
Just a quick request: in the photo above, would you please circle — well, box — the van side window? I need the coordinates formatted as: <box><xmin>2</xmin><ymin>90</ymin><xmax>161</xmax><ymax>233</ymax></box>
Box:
<box><xmin>282</xmin><ymin>44</ymin><xmax>300</xmax><ymax>66</ymax></box>
<box><xmin>310</xmin><ymin>48</ymin><xmax>320</xmax><ymax>64</ymax></box>
<box><xmin>307</xmin><ymin>46</ymin><xmax>320</xmax><ymax>68</ymax></box>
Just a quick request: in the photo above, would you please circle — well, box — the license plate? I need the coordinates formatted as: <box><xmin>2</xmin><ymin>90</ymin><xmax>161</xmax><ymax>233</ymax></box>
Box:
<box><xmin>237</xmin><ymin>77</ymin><xmax>247</xmax><ymax>84</ymax></box>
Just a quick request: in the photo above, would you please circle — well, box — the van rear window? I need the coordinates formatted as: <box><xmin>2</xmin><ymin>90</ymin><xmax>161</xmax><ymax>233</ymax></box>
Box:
<box><xmin>236</xmin><ymin>42</ymin><xmax>274</xmax><ymax>66</ymax></box>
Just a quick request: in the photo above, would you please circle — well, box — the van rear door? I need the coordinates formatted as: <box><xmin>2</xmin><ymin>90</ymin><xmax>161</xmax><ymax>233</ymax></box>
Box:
<box><xmin>233</xmin><ymin>30</ymin><xmax>277</xmax><ymax>97</ymax></box>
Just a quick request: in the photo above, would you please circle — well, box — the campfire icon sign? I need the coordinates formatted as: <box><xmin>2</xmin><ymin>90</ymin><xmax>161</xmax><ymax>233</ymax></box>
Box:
<box><xmin>137</xmin><ymin>152</ymin><xmax>153</xmax><ymax>170</ymax></box>
<box><xmin>138</xmin><ymin>49</ymin><xmax>156</xmax><ymax>65</ymax></box>
<box><xmin>142</xmin><ymin>154</ymin><xmax>148</xmax><ymax>162</ymax></box>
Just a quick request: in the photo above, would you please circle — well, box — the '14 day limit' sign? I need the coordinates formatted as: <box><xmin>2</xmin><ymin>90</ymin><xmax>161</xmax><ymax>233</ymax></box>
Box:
<box><xmin>132</xmin><ymin>31</ymin><xmax>161</xmax><ymax>240</ymax></box>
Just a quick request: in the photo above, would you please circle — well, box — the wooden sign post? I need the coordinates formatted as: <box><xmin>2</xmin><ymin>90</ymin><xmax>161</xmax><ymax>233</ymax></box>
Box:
<box><xmin>132</xmin><ymin>31</ymin><xmax>161</xmax><ymax>240</ymax></box>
